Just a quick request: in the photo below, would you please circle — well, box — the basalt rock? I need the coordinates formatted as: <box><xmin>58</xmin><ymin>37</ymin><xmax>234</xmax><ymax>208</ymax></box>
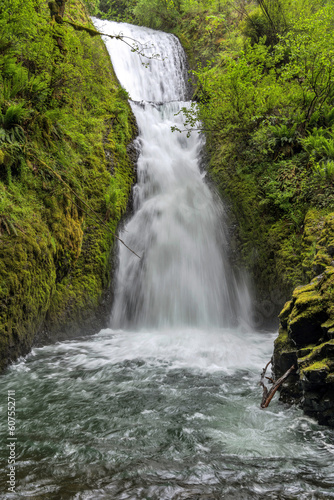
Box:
<box><xmin>273</xmin><ymin>213</ymin><xmax>334</xmax><ymax>426</ymax></box>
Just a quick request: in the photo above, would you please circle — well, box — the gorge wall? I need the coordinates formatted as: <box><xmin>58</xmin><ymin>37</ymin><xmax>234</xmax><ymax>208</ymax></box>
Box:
<box><xmin>0</xmin><ymin>1</ymin><xmax>137</xmax><ymax>370</ymax></box>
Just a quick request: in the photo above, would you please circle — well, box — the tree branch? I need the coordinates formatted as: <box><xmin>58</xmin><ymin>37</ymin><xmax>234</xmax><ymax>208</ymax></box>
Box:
<box><xmin>63</xmin><ymin>18</ymin><xmax>163</xmax><ymax>61</ymax></box>
<box><xmin>260</xmin><ymin>360</ymin><xmax>295</xmax><ymax>408</ymax></box>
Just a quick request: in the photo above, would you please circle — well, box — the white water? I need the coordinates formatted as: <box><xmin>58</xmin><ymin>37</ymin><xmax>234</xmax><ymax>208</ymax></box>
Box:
<box><xmin>93</xmin><ymin>19</ymin><xmax>250</xmax><ymax>329</ymax></box>
<box><xmin>1</xmin><ymin>327</ymin><xmax>334</xmax><ymax>498</ymax></box>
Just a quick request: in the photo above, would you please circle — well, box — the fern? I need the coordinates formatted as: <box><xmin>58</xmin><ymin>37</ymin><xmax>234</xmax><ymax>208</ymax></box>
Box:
<box><xmin>324</xmin><ymin>107</ymin><xmax>334</xmax><ymax>127</ymax></box>
<box><xmin>313</xmin><ymin>160</ymin><xmax>334</xmax><ymax>181</ymax></box>
<box><xmin>323</xmin><ymin>140</ymin><xmax>334</xmax><ymax>160</ymax></box>
<box><xmin>269</xmin><ymin>122</ymin><xmax>297</xmax><ymax>146</ymax></box>
<box><xmin>302</xmin><ymin>129</ymin><xmax>334</xmax><ymax>162</ymax></box>
<box><xmin>9</xmin><ymin>66</ymin><xmax>29</xmax><ymax>99</ymax></box>
<box><xmin>0</xmin><ymin>104</ymin><xmax>28</xmax><ymax>144</ymax></box>
<box><xmin>1</xmin><ymin>103</ymin><xmax>28</xmax><ymax>129</ymax></box>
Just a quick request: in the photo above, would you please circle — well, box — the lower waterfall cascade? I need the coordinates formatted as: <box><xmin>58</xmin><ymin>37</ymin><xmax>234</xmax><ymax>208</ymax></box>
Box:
<box><xmin>93</xmin><ymin>19</ymin><xmax>250</xmax><ymax>330</ymax></box>
<box><xmin>0</xmin><ymin>20</ymin><xmax>334</xmax><ymax>500</ymax></box>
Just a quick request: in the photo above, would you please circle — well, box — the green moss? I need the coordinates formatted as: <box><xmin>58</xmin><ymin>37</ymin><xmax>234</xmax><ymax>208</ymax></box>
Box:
<box><xmin>301</xmin><ymin>209</ymin><xmax>326</xmax><ymax>270</ymax></box>
<box><xmin>313</xmin><ymin>250</ymin><xmax>333</xmax><ymax>274</ymax></box>
<box><xmin>298</xmin><ymin>346</ymin><xmax>315</xmax><ymax>358</ymax></box>
<box><xmin>0</xmin><ymin>226</ymin><xmax>57</xmax><ymax>370</ymax></box>
<box><xmin>293</xmin><ymin>290</ymin><xmax>322</xmax><ymax>310</ymax></box>
<box><xmin>321</xmin><ymin>318</ymin><xmax>334</xmax><ymax>330</ymax></box>
<box><xmin>274</xmin><ymin>326</ymin><xmax>295</xmax><ymax>352</ymax></box>
<box><xmin>278</xmin><ymin>266</ymin><xmax>334</xmax><ymax>340</ymax></box>
<box><xmin>203</xmin><ymin>134</ymin><xmax>329</xmax><ymax>306</ymax></box>
<box><xmin>0</xmin><ymin>1</ymin><xmax>137</xmax><ymax>370</ymax></box>
<box><xmin>298</xmin><ymin>339</ymin><xmax>334</xmax><ymax>365</ymax></box>
<box><xmin>292</xmin><ymin>282</ymin><xmax>318</xmax><ymax>299</ymax></box>
<box><xmin>279</xmin><ymin>299</ymin><xmax>293</xmax><ymax>327</ymax></box>
<box><xmin>300</xmin><ymin>359</ymin><xmax>330</xmax><ymax>374</ymax></box>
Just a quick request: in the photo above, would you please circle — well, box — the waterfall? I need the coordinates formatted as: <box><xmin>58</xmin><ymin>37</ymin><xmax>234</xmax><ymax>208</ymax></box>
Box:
<box><xmin>93</xmin><ymin>19</ymin><xmax>250</xmax><ymax>329</ymax></box>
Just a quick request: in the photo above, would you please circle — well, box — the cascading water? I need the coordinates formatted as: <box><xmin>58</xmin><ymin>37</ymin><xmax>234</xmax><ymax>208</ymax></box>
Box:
<box><xmin>1</xmin><ymin>20</ymin><xmax>334</xmax><ymax>500</ymax></box>
<box><xmin>94</xmin><ymin>19</ymin><xmax>249</xmax><ymax>330</ymax></box>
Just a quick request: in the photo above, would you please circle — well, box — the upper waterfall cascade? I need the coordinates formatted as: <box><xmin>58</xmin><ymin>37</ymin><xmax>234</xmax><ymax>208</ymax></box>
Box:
<box><xmin>93</xmin><ymin>19</ymin><xmax>250</xmax><ymax>329</ymax></box>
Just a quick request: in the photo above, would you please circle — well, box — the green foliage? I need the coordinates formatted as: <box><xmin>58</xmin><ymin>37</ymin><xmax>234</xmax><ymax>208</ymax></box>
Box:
<box><xmin>98</xmin><ymin>0</ymin><xmax>136</xmax><ymax>21</ymax></box>
<box><xmin>269</xmin><ymin>122</ymin><xmax>298</xmax><ymax>148</ymax></box>
<box><xmin>0</xmin><ymin>103</ymin><xmax>28</xmax><ymax>129</ymax></box>
<box><xmin>302</xmin><ymin>129</ymin><xmax>334</xmax><ymax>160</ymax></box>
<box><xmin>277</xmin><ymin>3</ymin><xmax>334</xmax><ymax>129</ymax></box>
<box><xmin>242</xmin><ymin>0</ymin><xmax>289</xmax><ymax>47</ymax></box>
<box><xmin>98</xmin><ymin>0</ymin><xmax>234</xmax><ymax>31</ymax></box>
<box><xmin>165</xmin><ymin>0</ymin><xmax>334</xmax><ymax>300</ymax></box>
<box><xmin>133</xmin><ymin>0</ymin><xmax>181</xmax><ymax>29</ymax></box>
<box><xmin>313</xmin><ymin>160</ymin><xmax>334</xmax><ymax>182</ymax></box>
<box><xmin>186</xmin><ymin>40</ymin><xmax>284</xmax><ymax>138</ymax></box>
<box><xmin>301</xmin><ymin>128</ymin><xmax>334</xmax><ymax>182</ymax></box>
<box><xmin>242</xmin><ymin>8</ymin><xmax>270</xmax><ymax>45</ymax></box>
<box><xmin>0</xmin><ymin>103</ymin><xmax>27</xmax><ymax>147</ymax></box>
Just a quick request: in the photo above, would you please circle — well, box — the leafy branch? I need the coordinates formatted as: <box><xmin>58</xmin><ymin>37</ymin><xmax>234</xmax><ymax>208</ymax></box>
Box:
<box><xmin>63</xmin><ymin>18</ymin><xmax>164</xmax><ymax>62</ymax></box>
<box><xmin>172</xmin><ymin>104</ymin><xmax>221</xmax><ymax>137</ymax></box>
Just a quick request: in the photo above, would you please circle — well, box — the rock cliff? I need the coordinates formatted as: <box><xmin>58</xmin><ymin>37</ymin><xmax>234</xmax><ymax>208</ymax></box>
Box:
<box><xmin>273</xmin><ymin>212</ymin><xmax>334</xmax><ymax>426</ymax></box>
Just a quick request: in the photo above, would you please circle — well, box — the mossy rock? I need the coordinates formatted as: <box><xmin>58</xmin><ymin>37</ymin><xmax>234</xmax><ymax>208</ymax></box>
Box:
<box><xmin>288</xmin><ymin>288</ymin><xmax>326</xmax><ymax>348</ymax></box>
<box><xmin>313</xmin><ymin>250</ymin><xmax>333</xmax><ymax>275</ymax></box>
<box><xmin>273</xmin><ymin>326</ymin><xmax>301</xmax><ymax>402</ymax></box>
<box><xmin>274</xmin><ymin>246</ymin><xmax>334</xmax><ymax>424</ymax></box>
<box><xmin>0</xmin><ymin>229</ymin><xmax>57</xmax><ymax>371</ymax></box>
<box><xmin>301</xmin><ymin>363</ymin><xmax>329</xmax><ymax>385</ymax></box>
<box><xmin>279</xmin><ymin>299</ymin><xmax>293</xmax><ymax>328</ymax></box>
<box><xmin>298</xmin><ymin>339</ymin><xmax>334</xmax><ymax>367</ymax></box>
<box><xmin>273</xmin><ymin>356</ymin><xmax>301</xmax><ymax>402</ymax></box>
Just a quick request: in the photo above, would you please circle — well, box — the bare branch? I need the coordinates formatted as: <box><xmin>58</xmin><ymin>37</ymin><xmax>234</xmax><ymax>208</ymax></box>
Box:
<box><xmin>260</xmin><ymin>360</ymin><xmax>295</xmax><ymax>408</ymax></box>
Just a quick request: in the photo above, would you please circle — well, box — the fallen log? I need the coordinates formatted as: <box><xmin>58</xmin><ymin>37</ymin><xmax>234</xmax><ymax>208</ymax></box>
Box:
<box><xmin>260</xmin><ymin>360</ymin><xmax>295</xmax><ymax>408</ymax></box>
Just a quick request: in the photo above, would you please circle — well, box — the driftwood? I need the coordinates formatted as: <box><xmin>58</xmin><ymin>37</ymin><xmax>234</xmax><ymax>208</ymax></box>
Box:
<box><xmin>260</xmin><ymin>360</ymin><xmax>295</xmax><ymax>408</ymax></box>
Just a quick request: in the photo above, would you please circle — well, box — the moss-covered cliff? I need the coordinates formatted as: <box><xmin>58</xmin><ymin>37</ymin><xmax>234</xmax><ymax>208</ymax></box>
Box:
<box><xmin>0</xmin><ymin>0</ymin><xmax>137</xmax><ymax>370</ymax></box>
<box><xmin>273</xmin><ymin>214</ymin><xmax>334</xmax><ymax>426</ymax></box>
<box><xmin>3</xmin><ymin>0</ymin><xmax>334</xmax><ymax>425</ymax></box>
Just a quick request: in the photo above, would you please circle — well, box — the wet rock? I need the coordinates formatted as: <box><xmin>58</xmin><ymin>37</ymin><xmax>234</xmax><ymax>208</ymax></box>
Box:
<box><xmin>273</xmin><ymin>327</ymin><xmax>302</xmax><ymax>402</ymax></box>
<box><xmin>273</xmin><ymin>213</ymin><xmax>334</xmax><ymax>427</ymax></box>
<box><xmin>302</xmin><ymin>367</ymin><xmax>328</xmax><ymax>385</ymax></box>
<box><xmin>298</xmin><ymin>346</ymin><xmax>314</xmax><ymax>358</ymax></box>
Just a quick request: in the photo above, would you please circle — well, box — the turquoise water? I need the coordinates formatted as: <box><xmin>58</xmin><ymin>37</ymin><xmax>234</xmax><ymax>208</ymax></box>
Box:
<box><xmin>1</xmin><ymin>327</ymin><xmax>334</xmax><ymax>499</ymax></box>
